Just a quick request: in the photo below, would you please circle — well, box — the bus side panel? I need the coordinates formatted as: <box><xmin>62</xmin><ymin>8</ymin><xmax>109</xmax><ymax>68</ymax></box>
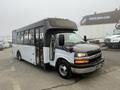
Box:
<box><xmin>49</xmin><ymin>49</ymin><xmax>75</xmax><ymax>67</ymax></box>
<box><xmin>12</xmin><ymin>44</ymin><xmax>36</xmax><ymax>65</ymax></box>
<box><xmin>43</xmin><ymin>47</ymin><xmax>49</xmax><ymax>64</ymax></box>
<box><xmin>12</xmin><ymin>44</ymin><xmax>17</xmax><ymax>57</ymax></box>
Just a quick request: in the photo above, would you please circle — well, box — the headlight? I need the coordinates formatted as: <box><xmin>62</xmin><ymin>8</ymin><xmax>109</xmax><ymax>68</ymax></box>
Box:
<box><xmin>77</xmin><ymin>53</ymin><xmax>87</xmax><ymax>57</ymax></box>
<box><xmin>74</xmin><ymin>53</ymin><xmax>88</xmax><ymax>64</ymax></box>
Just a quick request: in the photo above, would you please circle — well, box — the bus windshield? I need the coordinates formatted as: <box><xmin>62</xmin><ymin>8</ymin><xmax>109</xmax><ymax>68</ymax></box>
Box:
<box><xmin>58</xmin><ymin>32</ymin><xmax>84</xmax><ymax>46</ymax></box>
<box><xmin>113</xmin><ymin>29</ymin><xmax>120</xmax><ymax>35</ymax></box>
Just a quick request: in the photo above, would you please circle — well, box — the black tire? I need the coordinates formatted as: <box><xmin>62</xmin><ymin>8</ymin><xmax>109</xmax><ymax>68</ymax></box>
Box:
<box><xmin>57</xmin><ymin>60</ymin><xmax>72</xmax><ymax>79</ymax></box>
<box><xmin>17</xmin><ymin>52</ymin><xmax>22</xmax><ymax>61</ymax></box>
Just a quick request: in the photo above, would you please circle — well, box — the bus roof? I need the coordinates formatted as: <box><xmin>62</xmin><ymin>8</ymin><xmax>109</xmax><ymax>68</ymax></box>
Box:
<box><xmin>13</xmin><ymin>18</ymin><xmax>77</xmax><ymax>32</ymax></box>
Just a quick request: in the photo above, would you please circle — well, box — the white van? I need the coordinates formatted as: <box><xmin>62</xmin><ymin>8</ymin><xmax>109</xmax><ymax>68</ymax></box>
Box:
<box><xmin>104</xmin><ymin>24</ymin><xmax>120</xmax><ymax>48</ymax></box>
<box><xmin>3</xmin><ymin>41</ymin><xmax>10</xmax><ymax>48</ymax></box>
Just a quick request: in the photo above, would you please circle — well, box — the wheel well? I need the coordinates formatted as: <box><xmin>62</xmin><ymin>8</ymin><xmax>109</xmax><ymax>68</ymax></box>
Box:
<box><xmin>55</xmin><ymin>58</ymin><xmax>69</xmax><ymax>69</ymax></box>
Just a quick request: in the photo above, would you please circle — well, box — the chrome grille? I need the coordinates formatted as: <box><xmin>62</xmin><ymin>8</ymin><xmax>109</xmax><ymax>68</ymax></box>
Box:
<box><xmin>87</xmin><ymin>49</ymin><xmax>102</xmax><ymax>64</ymax></box>
<box><xmin>89</xmin><ymin>55</ymin><xmax>102</xmax><ymax>63</ymax></box>
<box><xmin>87</xmin><ymin>49</ymin><xmax>101</xmax><ymax>56</ymax></box>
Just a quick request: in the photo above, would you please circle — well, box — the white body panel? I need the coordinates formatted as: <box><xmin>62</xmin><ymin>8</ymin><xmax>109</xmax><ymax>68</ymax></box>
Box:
<box><xmin>12</xmin><ymin>44</ymin><xmax>36</xmax><ymax>65</ymax></box>
<box><xmin>43</xmin><ymin>47</ymin><xmax>50</xmax><ymax>63</ymax></box>
<box><xmin>78</xmin><ymin>23</ymin><xmax>116</xmax><ymax>40</ymax></box>
<box><xmin>49</xmin><ymin>49</ymin><xmax>74</xmax><ymax>67</ymax></box>
<box><xmin>12</xmin><ymin>45</ymin><xmax>74</xmax><ymax>67</ymax></box>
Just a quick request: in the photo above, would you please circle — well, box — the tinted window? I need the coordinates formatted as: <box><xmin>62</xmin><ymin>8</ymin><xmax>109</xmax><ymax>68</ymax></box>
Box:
<box><xmin>20</xmin><ymin>32</ymin><xmax>24</xmax><ymax>44</ymax></box>
<box><xmin>29</xmin><ymin>29</ymin><xmax>34</xmax><ymax>45</ymax></box>
<box><xmin>17</xmin><ymin>32</ymin><xmax>21</xmax><ymax>44</ymax></box>
<box><xmin>36</xmin><ymin>28</ymin><xmax>39</xmax><ymax>40</ymax></box>
<box><xmin>24</xmin><ymin>30</ymin><xmax>29</xmax><ymax>44</ymax></box>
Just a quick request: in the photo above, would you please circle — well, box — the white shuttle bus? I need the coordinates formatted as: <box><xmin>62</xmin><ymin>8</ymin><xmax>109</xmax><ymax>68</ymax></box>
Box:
<box><xmin>12</xmin><ymin>18</ymin><xmax>104</xmax><ymax>79</ymax></box>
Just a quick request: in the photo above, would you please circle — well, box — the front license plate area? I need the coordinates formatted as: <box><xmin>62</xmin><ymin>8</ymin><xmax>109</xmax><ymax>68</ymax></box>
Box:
<box><xmin>96</xmin><ymin>63</ymin><xmax>102</xmax><ymax>69</ymax></box>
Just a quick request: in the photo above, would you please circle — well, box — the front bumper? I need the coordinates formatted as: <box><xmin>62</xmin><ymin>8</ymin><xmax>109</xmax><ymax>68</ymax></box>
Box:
<box><xmin>71</xmin><ymin>58</ymin><xmax>104</xmax><ymax>74</ymax></box>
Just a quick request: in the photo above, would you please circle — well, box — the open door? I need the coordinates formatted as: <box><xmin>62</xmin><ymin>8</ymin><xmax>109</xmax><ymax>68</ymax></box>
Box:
<box><xmin>49</xmin><ymin>35</ymin><xmax>55</xmax><ymax>60</ymax></box>
<box><xmin>35</xmin><ymin>28</ymin><xmax>44</xmax><ymax>65</ymax></box>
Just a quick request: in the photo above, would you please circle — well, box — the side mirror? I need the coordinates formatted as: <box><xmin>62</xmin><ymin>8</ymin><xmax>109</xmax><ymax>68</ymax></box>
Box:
<box><xmin>59</xmin><ymin>35</ymin><xmax>65</xmax><ymax>46</ymax></box>
<box><xmin>84</xmin><ymin>35</ymin><xmax>87</xmax><ymax>42</ymax></box>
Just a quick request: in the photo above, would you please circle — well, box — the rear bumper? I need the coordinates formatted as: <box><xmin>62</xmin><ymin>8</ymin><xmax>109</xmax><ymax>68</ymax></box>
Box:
<box><xmin>71</xmin><ymin>58</ymin><xmax>104</xmax><ymax>74</ymax></box>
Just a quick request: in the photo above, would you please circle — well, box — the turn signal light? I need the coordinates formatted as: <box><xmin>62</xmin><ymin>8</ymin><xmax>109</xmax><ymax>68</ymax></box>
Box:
<box><xmin>74</xmin><ymin>58</ymin><xmax>89</xmax><ymax>64</ymax></box>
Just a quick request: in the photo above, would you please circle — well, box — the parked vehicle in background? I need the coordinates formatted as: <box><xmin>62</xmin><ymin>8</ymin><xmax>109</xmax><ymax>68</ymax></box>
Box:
<box><xmin>0</xmin><ymin>40</ymin><xmax>4</xmax><ymax>50</ymax></box>
<box><xmin>12</xmin><ymin>18</ymin><xmax>104</xmax><ymax>79</ymax></box>
<box><xmin>104</xmin><ymin>22</ymin><xmax>120</xmax><ymax>48</ymax></box>
<box><xmin>3</xmin><ymin>41</ymin><xmax>10</xmax><ymax>48</ymax></box>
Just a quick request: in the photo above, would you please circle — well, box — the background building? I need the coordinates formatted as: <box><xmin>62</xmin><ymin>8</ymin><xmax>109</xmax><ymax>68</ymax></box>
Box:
<box><xmin>78</xmin><ymin>9</ymin><xmax>120</xmax><ymax>41</ymax></box>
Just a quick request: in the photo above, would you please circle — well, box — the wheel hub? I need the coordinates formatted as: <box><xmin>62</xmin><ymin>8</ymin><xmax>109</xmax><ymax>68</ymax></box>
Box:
<box><xmin>59</xmin><ymin>64</ymin><xmax>67</xmax><ymax>76</ymax></box>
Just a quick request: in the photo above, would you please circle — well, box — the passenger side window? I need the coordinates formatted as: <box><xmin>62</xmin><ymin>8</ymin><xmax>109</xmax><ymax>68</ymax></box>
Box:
<box><xmin>20</xmin><ymin>32</ymin><xmax>24</xmax><ymax>44</ymax></box>
<box><xmin>29</xmin><ymin>29</ymin><xmax>34</xmax><ymax>45</ymax></box>
<box><xmin>17</xmin><ymin>32</ymin><xmax>21</xmax><ymax>44</ymax></box>
<box><xmin>36</xmin><ymin>28</ymin><xmax>39</xmax><ymax>41</ymax></box>
<box><xmin>40</xmin><ymin>33</ymin><xmax>44</xmax><ymax>39</ymax></box>
<box><xmin>24</xmin><ymin>30</ymin><xmax>29</xmax><ymax>44</ymax></box>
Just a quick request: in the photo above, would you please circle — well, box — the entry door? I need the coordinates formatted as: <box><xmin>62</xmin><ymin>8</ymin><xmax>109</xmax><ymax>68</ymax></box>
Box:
<box><xmin>35</xmin><ymin>28</ymin><xmax>44</xmax><ymax>65</ymax></box>
<box><xmin>49</xmin><ymin>35</ymin><xmax>55</xmax><ymax>60</ymax></box>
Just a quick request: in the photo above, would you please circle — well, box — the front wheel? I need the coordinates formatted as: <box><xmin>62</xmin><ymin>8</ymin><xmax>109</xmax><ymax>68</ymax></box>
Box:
<box><xmin>57</xmin><ymin>61</ymin><xmax>72</xmax><ymax>79</ymax></box>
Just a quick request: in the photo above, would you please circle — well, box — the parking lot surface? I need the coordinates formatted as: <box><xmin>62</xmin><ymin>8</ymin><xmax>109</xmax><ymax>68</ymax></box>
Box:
<box><xmin>0</xmin><ymin>48</ymin><xmax>120</xmax><ymax>90</ymax></box>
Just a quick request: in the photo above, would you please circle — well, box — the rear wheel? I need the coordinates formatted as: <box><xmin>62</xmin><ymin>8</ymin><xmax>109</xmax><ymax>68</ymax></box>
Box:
<box><xmin>57</xmin><ymin>60</ymin><xmax>72</xmax><ymax>79</ymax></box>
<box><xmin>17</xmin><ymin>52</ymin><xmax>22</xmax><ymax>61</ymax></box>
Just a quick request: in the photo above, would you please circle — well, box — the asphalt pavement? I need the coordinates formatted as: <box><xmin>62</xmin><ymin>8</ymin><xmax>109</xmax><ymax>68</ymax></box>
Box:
<box><xmin>0</xmin><ymin>48</ymin><xmax>120</xmax><ymax>90</ymax></box>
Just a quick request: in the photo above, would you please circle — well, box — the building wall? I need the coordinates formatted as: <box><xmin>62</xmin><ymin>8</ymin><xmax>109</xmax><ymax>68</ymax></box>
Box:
<box><xmin>78</xmin><ymin>23</ymin><xmax>116</xmax><ymax>39</ymax></box>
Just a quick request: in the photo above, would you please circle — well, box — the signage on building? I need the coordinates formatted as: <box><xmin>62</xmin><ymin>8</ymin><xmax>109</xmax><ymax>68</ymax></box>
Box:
<box><xmin>81</xmin><ymin>10</ymin><xmax>120</xmax><ymax>25</ymax></box>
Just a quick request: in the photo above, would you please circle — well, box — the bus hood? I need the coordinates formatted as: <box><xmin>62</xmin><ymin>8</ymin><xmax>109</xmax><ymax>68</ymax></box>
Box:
<box><xmin>72</xmin><ymin>44</ymin><xmax>100</xmax><ymax>52</ymax></box>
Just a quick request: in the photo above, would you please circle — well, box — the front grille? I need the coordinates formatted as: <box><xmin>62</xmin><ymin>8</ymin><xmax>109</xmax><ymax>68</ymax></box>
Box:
<box><xmin>89</xmin><ymin>55</ymin><xmax>102</xmax><ymax>63</ymax></box>
<box><xmin>87</xmin><ymin>49</ymin><xmax>101</xmax><ymax>56</ymax></box>
<box><xmin>87</xmin><ymin>49</ymin><xmax>102</xmax><ymax>64</ymax></box>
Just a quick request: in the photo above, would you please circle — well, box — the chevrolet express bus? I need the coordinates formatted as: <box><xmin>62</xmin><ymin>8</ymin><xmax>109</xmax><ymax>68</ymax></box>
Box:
<box><xmin>12</xmin><ymin>18</ymin><xmax>104</xmax><ymax>79</ymax></box>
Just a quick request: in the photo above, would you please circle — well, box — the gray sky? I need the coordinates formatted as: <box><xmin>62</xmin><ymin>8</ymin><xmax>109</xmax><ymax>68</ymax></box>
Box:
<box><xmin>0</xmin><ymin>0</ymin><xmax>120</xmax><ymax>36</ymax></box>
